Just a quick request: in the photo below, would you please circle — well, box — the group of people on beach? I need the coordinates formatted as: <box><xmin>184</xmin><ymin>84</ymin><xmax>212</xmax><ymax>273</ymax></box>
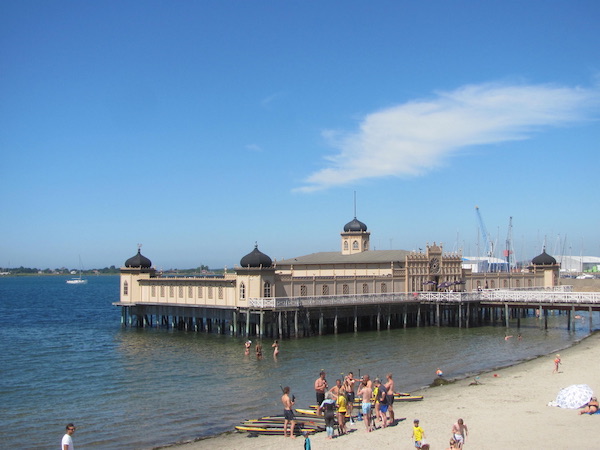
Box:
<box><xmin>314</xmin><ymin>370</ymin><xmax>398</xmax><ymax>436</ymax></box>
<box><xmin>281</xmin><ymin>369</ymin><xmax>471</xmax><ymax>448</ymax></box>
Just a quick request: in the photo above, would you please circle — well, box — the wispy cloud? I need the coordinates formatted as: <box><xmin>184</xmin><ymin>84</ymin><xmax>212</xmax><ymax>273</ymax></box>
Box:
<box><xmin>295</xmin><ymin>81</ymin><xmax>599</xmax><ymax>192</ymax></box>
<box><xmin>245</xmin><ymin>144</ymin><xmax>263</xmax><ymax>152</ymax></box>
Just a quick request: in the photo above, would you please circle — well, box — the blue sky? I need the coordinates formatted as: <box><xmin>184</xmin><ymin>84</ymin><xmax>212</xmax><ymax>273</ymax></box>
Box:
<box><xmin>1</xmin><ymin>0</ymin><xmax>599</xmax><ymax>270</ymax></box>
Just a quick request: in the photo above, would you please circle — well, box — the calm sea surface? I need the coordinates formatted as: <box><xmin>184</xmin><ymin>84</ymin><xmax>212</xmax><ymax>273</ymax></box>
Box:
<box><xmin>0</xmin><ymin>275</ymin><xmax>596</xmax><ymax>448</ymax></box>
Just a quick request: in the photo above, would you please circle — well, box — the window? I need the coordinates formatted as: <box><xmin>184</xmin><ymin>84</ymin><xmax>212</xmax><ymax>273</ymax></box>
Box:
<box><xmin>503</xmin><ymin>280</ymin><xmax>508</xmax><ymax>288</ymax></box>
<box><xmin>381</xmin><ymin>283</ymin><xmax>387</xmax><ymax>293</ymax></box>
<box><xmin>353</xmin><ymin>240</ymin><xmax>359</xmax><ymax>250</ymax></box>
<box><xmin>362</xmin><ymin>283</ymin><xmax>368</xmax><ymax>294</ymax></box>
<box><xmin>344</xmin><ymin>241</ymin><xmax>348</xmax><ymax>250</ymax></box>
<box><xmin>263</xmin><ymin>281</ymin><xmax>271</xmax><ymax>297</ymax></box>
<box><xmin>300</xmin><ymin>285</ymin><xmax>307</xmax><ymax>296</ymax></box>
<box><xmin>490</xmin><ymin>280</ymin><xmax>495</xmax><ymax>289</ymax></box>
<box><xmin>322</xmin><ymin>285</ymin><xmax>329</xmax><ymax>295</ymax></box>
<box><xmin>178</xmin><ymin>286</ymin><xmax>184</xmax><ymax>298</ymax></box>
<box><xmin>188</xmin><ymin>286</ymin><xmax>193</xmax><ymax>297</ymax></box>
<box><xmin>198</xmin><ymin>286</ymin><xmax>203</xmax><ymax>298</ymax></box>
<box><xmin>516</xmin><ymin>280</ymin><xmax>520</xmax><ymax>288</ymax></box>
<box><xmin>151</xmin><ymin>286</ymin><xmax>156</xmax><ymax>297</ymax></box>
<box><xmin>343</xmin><ymin>284</ymin><xmax>349</xmax><ymax>295</ymax></box>
<box><xmin>240</xmin><ymin>282</ymin><xmax>246</xmax><ymax>299</ymax></box>
<box><xmin>123</xmin><ymin>281</ymin><xmax>128</xmax><ymax>296</ymax></box>
<box><xmin>208</xmin><ymin>286</ymin><xmax>213</xmax><ymax>299</ymax></box>
<box><xmin>160</xmin><ymin>286</ymin><xmax>165</xmax><ymax>297</ymax></box>
<box><xmin>218</xmin><ymin>286</ymin><xmax>223</xmax><ymax>299</ymax></box>
<box><xmin>169</xmin><ymin>286</ymin><xmax>175</xmax><ymax>297</ymax></box>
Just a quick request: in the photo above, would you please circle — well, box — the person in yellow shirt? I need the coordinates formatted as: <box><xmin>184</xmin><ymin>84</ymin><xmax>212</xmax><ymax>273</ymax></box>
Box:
<box><xmin>336</xmin><ymin>387</ymin><xmax>348</xmax><ymax>435</ymax></box>
<box><xmin>412</xmin><ymin>419</ymin><xmax>429</xmax><ymax>449</ymax></box>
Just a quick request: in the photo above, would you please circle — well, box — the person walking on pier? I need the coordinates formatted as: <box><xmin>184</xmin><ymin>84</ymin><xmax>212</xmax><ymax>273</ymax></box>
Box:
<box><xmin>315</xmin><ymin>371</ymin><xmax>328</xmax><ymax>405</ymax></box>
<box><xmin>61</xmin><ymin>423</ymin><xmax>75</xmax><ymax>450</ymax></box>
<box><xmin>281</xmin><ymin>386</ymin><xmax>296</xmax><ymax>438</ymax></box>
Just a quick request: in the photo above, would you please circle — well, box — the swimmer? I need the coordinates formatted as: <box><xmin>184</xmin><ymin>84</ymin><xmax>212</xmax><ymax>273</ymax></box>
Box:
<box><xmin>436</xmin><ymin>368</ymin><xmax>443</xmax><ymax>377</ymax></box>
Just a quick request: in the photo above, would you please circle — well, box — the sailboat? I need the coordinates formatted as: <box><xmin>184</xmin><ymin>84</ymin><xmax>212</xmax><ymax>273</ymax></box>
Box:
<box><xmin>66</xmin><ymin>257</ymin><xmax>88</xmax><ymax>284</ymax></box>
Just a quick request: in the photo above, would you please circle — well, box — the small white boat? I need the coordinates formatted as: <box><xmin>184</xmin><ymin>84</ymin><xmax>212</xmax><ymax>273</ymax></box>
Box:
<box><xmin>66</xmin><ymin>256</ymin><xmax>88</xmax><ymax>284</ymax></box>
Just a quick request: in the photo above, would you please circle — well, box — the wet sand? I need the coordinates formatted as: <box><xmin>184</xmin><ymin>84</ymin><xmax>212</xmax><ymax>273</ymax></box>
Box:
<box><xmin>173</xmin><ymin>332</ymin><xmax>600</xmax><ymax>450</ymax></box>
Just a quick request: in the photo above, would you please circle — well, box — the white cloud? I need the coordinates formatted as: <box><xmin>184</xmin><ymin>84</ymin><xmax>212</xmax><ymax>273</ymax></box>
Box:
<box><xmin>245</xmin><ymin>144</ymin><xmax>263</xmax><ymax>152</ymax></box>
<box><xmin>295</xmin><ymin>81</ymin><xmax>599</xmax><ymax>192</ymax></box>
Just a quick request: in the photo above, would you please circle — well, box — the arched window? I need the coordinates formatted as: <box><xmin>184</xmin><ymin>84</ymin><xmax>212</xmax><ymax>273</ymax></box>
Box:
<box><xmin>160</xmin><ymin>286</ymin><xmax>165</xmax><ymax>297</ymax></box>
<box><xmin>300</xmin><ymin>285</ymin><xmax>307</xmax><ymax>296</ymax></box>
<box><xmin>362</xmin><ymin>283</ymin><xmax>369</xmax><ymax>294</ymax></box>
<box><xmin>322</xmin><ymin>285</ymin><xmax>329</xmax><ymax>295</ymax></box>
<box><xmin>503</xmin><ymin>280</ymin><xmax>508</xmax><ymax>288</ymax></box>
<box><xmin>240</xmin><ymin>282</ymin><xmax>246</xmax><ymax>299</ymax></box>
<box><xmin>344</xmin><ymin>241</ymin><xmax>348</xmax><ymax>250</ymax></box>
<box><xmin>188</xmin><ymin>286</ymin><xmax>193</xmax><ymax>297</ymax></box>
<box><xmin>169</xmin><ymin>286</ymin><xmax>175</xmax><ymax>297</ymax></box>
<box><xmin>123</xmin><ymin>281</ymin><xmax>128</xmax><ymax>295</ymax></box>
<box><xmin>218</xmin><ymin>286</ymin><xmax>223</xmax><ymax>299</ymax></box>
<box><xmin>263</xmin><ymin>281</ymin><xmax>271</xmax><ymax>297</ymax></box>
<box><xmin>197</xmin><ymin>286</ymin><xmax>203</xmax><ymax>298</ymax></box>
<box><xmin>178</xmin><ymin>286</ymin><xmax>184</xmax><ymax>298</ymax></box>
<box><xmin>343</xmin><ymin>284</ymin><xmax>349</xmax><ymax>295</ymax></box>
<box><xmin>381</xmin><ymin>283</ymin><xmax>387</xmax><ymax>293</ymax></box>
<box><xmin>353</xmin><ymin>240</ymin><xmax>359</xmax><ymax>250</ymax></box>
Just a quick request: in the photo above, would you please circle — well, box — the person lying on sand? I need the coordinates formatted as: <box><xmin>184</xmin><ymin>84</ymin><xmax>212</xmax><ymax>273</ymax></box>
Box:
<box><xmin>579</xmin><ymin>397</ymin><xmax>599</xmax><ymax>415</ymax></box>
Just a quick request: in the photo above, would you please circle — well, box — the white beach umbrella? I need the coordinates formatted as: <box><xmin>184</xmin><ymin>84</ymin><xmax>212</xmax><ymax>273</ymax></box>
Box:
<box><xmin>554</xmin><ymin>384</ymin><xmax>594</xmax><ymax>409</ymax></box>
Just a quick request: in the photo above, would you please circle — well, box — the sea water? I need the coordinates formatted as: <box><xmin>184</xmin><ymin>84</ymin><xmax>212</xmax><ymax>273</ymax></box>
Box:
<box><xmin>0</xmin><ymin>276</ymin><xmax>595</xmax><ymax>448</ymax></box>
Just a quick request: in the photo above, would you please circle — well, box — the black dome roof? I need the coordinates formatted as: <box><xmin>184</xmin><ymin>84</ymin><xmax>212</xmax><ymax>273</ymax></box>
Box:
<box><xmin>532</xmin><ymin>249</ymin><xmax>557</xmax><ymax>266</ymax></box>
<box><xmin>343</xmin><ymin>217</ymin><xmax>367</xmax><ymax>232</ymax></box>
<box><xmin>240</xmin><ymin>245</ymin><xmax>272</xmax><ymax>268</ymax></box>
<box><xmin>125</xmin><ymin>249</ymin><xmax>152</xmax><ymax>268</ymax></box>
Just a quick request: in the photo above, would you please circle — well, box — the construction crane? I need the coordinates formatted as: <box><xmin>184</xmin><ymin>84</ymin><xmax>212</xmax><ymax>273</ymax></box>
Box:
<box><xmin>503</xmin><ymin>216</ymin><xmax>514</xmax><ymax>271</ymax></box>
<box><xmin>475</xmin><ymin>206</ymin><xmax>495</xmax><ymax>258</ymax></box>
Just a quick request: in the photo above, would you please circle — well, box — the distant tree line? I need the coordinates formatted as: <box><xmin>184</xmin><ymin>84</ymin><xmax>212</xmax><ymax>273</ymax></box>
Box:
<box><xmin>0</xmin><ymin>265</ymin><xmax>218</xmax><ymax>276</ymax></box>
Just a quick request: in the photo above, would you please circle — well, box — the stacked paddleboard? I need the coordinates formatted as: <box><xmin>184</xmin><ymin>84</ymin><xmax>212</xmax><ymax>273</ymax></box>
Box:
<box><xmin>235</xmin><ymin>392</ymin><xmax>422</xmax><ymax>435</ymax></box>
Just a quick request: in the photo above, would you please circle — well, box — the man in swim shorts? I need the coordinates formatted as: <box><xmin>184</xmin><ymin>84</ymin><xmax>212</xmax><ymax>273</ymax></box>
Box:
<box><xmin>314</xmin><ymin>371</ymin><xmax>328</xmax><ymax>405</ymax></box>
<box><xmin>357</xmin><ymin>375</ymin><xmax>373</xmax><ymax>432</ymax></box>
<box><xmin>451</xmin><ymin>418</ymin><xmax>468</xmax><ymax>448</ymax></box>
<box><xmin>281</xmin><ymin>386</ymin><xmax>296</xmax><ymax>438</ymax></box>
<box><xmin>385</xmin><ymin>372</ymin><xmax>395</xmax><ymax>423</ymax></box>
<box><xmin>375</xmin><ymin>378</ymin><xmax>389</xmax><ymax>428</ymax></box>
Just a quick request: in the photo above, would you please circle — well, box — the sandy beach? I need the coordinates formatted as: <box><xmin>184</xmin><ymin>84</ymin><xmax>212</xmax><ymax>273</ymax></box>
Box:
<box><xmin>175</xmin><ymin>332</ymin><xmax>600</xmax><ymax>450</ymax></box>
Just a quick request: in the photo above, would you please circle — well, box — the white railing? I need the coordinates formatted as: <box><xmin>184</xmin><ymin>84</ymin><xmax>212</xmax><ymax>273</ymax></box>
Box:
<box><xmin>247</xmin><ymin>290</ymin><xmax>600</xmax><ymax>309</ymax></box>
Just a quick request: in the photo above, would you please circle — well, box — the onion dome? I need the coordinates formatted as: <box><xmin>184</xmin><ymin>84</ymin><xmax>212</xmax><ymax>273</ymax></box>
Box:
<box><xmin>125</xmin><ymin>248</ymin><xmax>152</xmax><ymax>268</ymax></box>
<box><xmin>532</xmin><ymin>249</ymin><xmax>557</xmax><ymax>266</ymax></box>
<box><xmin>343</xmin><ymin>217</ymin><xmax>368</xmax><ymax>232</ymax></box>
<box><xmin>240</xmin><ymin>244</ymin><xmax>272</xmax><ymax>268</ymax></box>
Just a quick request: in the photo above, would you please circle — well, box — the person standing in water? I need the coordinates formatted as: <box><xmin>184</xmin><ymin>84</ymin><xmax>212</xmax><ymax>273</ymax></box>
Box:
<box><xmin>272</xmin><ymin>340</ymin><xmax>279</xmax><ymax>358</ymax></box>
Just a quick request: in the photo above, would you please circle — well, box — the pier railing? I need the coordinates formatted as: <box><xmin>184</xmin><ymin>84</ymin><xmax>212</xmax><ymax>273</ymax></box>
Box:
<box><xmin>248</xmin><ymin>289</ymin><xmax>600</xmax><ymax>309</ymax></box>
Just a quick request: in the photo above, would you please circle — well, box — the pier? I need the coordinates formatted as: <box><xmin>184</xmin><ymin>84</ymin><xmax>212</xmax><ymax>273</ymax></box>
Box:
<box><xmin>116</xmin><ymin>287</ymin><xmax>600</xmax><ymax>338</ymax></box>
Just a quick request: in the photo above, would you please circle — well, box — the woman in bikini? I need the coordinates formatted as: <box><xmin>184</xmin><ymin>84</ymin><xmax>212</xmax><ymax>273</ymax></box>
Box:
<box><xmin>579</xmin><ymin>397</ymin><xmax>599</xmax><ymax>415</ymax></box>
